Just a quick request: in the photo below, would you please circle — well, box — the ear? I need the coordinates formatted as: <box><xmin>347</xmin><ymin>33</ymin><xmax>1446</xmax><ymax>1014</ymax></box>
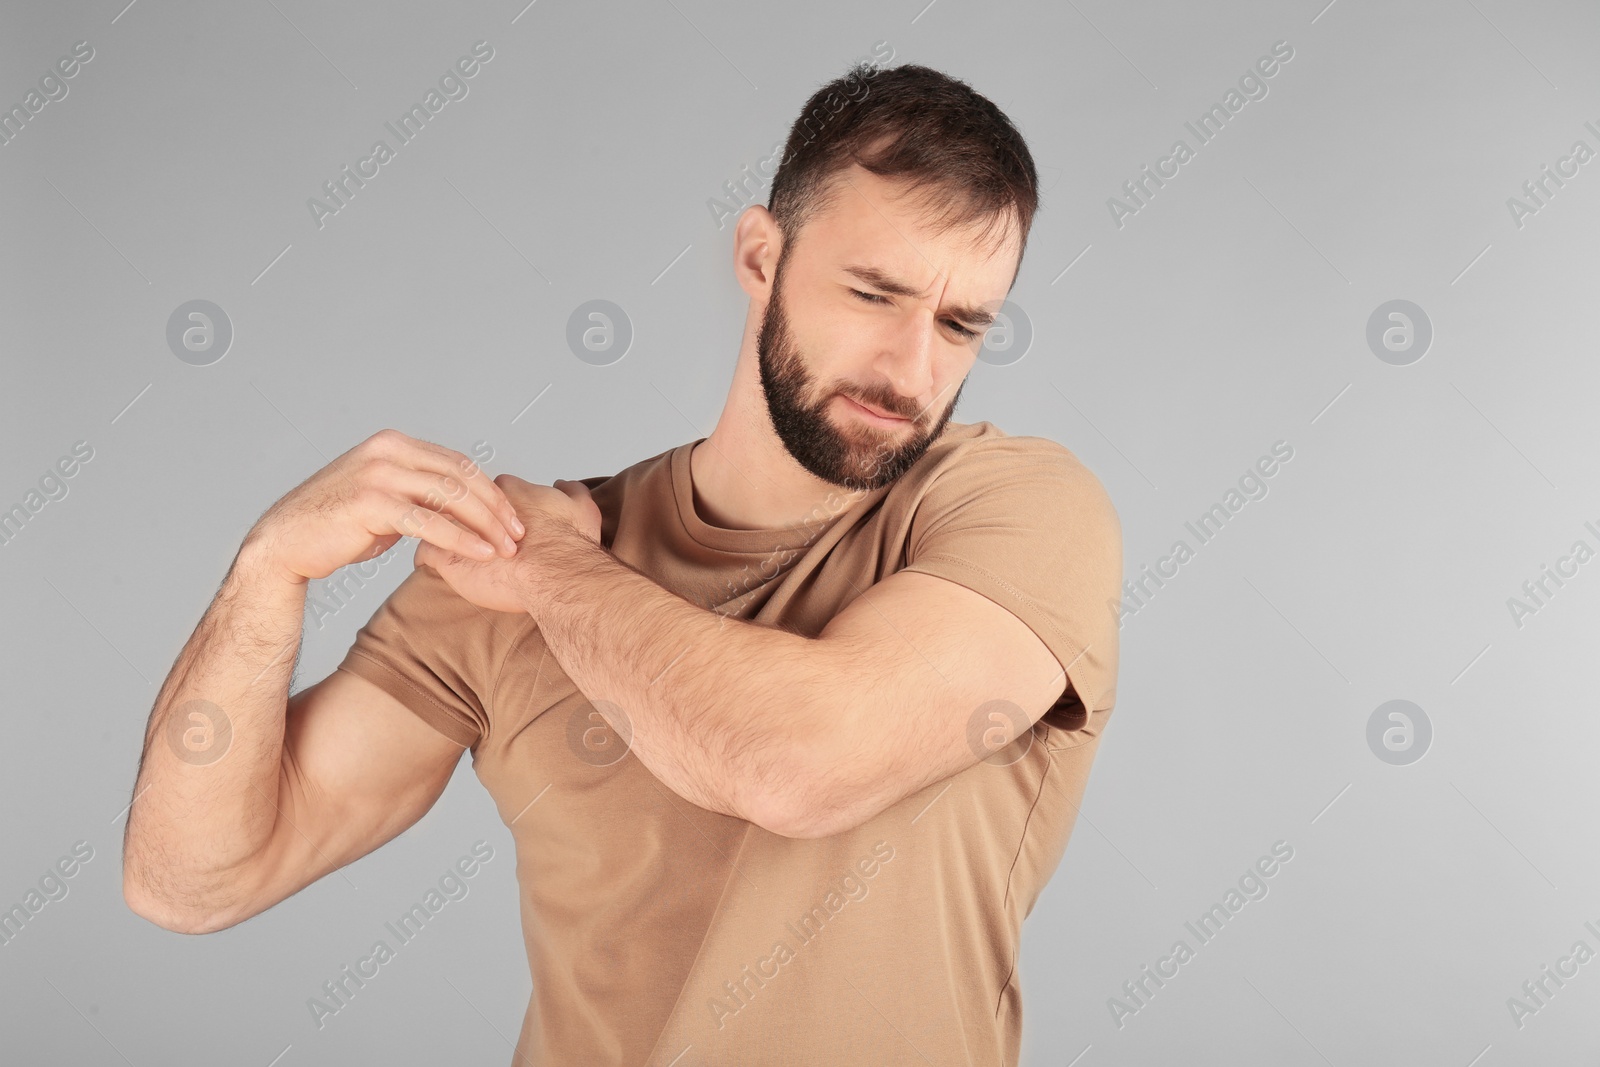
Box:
<box><xmin>732</xmin><ymin>204</ymin><xmax>781</xmax><ymax>301</ymax></box>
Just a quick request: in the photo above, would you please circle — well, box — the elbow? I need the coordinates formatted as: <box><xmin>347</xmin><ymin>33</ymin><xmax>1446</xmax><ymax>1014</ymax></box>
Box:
<box><xmin>755</xmin><ymin>802</ymin><xmax>821</xmax><ymax>840</ymax></box>
<box><xmin>122</xmin><ymin>880</ymin><xmax>205</xmax><ymax>935</ymax></box>
<box><xmin>747</xmin><ymin>724</ymin><xmax>876</xmax><ymax>840</ymax></box>
<box><xmin>740</xmin><ymin>736</ymin><xmax>827</xmax><ymax>839</ymax></box>
<box><xmin>766</xmin><ymin>812</ymin><xmax>844</xmax><ymax>841</ymax></box>
<box><xmin>122</xmin><ymin>868</ymin><xmax>234</xmax><ymax>935</ymax></box>
<box><xmin>781</xmin><ymin>804</ymin><xmax>875</xmax><ymax>840</ymax></box>
<box><xmin>744</xmin><ymin>782</ymin><xmax>809</xmax><ymax>839</ymax></box>
<box><xmin>750</xmin><ymin>777</ymin><xmax>870</xmax><ymax>841</ymax></box>
<box><xmin>761</xmin><ymin>802</ymin><xmax>868</xmax><ymax>841</ymax></box>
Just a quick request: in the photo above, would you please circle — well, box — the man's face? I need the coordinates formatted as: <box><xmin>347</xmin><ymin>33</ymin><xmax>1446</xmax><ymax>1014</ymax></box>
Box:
<box><xmin>754</xmin><ymin>167</ymin><xmax>1019</xmax><ymax>492</ymax></box>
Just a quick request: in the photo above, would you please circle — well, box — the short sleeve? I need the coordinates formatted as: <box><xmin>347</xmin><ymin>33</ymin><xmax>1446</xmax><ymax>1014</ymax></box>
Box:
<box><xmin>333</xmin><ymin>561</ymin><xmax>529</xmax><ymax>750</ymax></box>
<box><xmin>898</xmin><ymin>437</ymin><xmax>1123</xmax><ymax>720</ymax></box>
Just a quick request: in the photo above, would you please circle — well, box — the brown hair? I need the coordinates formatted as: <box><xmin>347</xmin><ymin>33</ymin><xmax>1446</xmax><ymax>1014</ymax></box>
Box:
<box><xmin>766</xmin><ymin>61</ymin><xmax>1040</xmax><ymax>282</ymax></box>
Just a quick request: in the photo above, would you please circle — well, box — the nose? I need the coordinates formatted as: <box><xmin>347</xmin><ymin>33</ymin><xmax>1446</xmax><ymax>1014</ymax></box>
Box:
<box><xmin>872</xmin><ymin>312</ymin><xmax>937</xmax><ymax>413</ymax></box>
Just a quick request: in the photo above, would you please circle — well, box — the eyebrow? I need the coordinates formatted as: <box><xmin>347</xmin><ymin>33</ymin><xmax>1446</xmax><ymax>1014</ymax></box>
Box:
<box><xmin>841</xmin><ymin>264</ymin><xmax>997</xmax><ymax>328</ymax></box>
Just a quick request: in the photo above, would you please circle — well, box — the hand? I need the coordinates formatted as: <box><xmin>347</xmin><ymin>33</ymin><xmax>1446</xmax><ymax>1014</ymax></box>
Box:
<box><xmin>242</xmin><ymin>429</ymin><xmax>523</xmax><ymax>585</ymax></box>
<box><xmin>498</xmin><ymin>475</ymin><xmax>602</xmax><ymax>546</ymax></box>
<box><xmin>413</xmin><ymin>476</ymin><xmax>601</xmax><ymax>613</ymax></box>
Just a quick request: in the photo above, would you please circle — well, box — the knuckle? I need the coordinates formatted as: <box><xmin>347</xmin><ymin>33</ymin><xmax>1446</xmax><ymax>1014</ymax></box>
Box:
<box><xmin>395</xmin><ymin>502</ymin><xmax>430</xmax><ymax>537</ymax></box>
<box><xmin>351</xmin><ymin>454</ymin><xmax>387</xmax><ymax>484</ymax></box>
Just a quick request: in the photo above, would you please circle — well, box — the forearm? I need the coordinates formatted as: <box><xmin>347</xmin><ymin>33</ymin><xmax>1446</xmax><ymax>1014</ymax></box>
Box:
<box><xmin>520</xmin><ymin>534</ymin><xmax>836</xmax><ymax>831</ymax></box>
<box><xmin>123</xmin><ymin>535</ymin><xmax>306</xmax><ymax>916</ymax></box>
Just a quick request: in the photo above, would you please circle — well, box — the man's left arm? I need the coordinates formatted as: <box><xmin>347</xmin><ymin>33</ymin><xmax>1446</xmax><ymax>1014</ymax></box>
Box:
<box><xmin>521</xmin><ymin>537</ymin><xmax>1073</xmax><ymax>837</ymax></box>
<box><xmin>514</xmin><ymin>446</ymin><xmax>1122</xmax><ymax>839</ymax></box>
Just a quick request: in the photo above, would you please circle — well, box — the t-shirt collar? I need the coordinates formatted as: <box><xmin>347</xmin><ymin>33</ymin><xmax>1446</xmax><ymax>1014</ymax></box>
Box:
<box><xmin>669</xmin><ymin>438</ymin><xmax>885</xmax><ymax>555</ymax></box>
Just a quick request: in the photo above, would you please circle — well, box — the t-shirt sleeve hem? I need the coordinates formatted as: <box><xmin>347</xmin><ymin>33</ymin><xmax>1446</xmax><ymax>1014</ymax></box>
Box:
<box><xmin>899</xmin><ymin>551</ymin><xmax>1110</xmax><ymax>711</ymax></box>
<box><xmin>336</xmin><ymin>651</ymin><xmax>480</xmax><ymax>750</ymax></box>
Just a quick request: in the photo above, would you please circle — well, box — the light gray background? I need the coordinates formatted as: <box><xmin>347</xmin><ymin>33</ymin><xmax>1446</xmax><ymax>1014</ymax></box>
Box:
<box><xmin>3</xmin><ymin>0</ymin><xmax>1597</xmax><ymax>1063</ymax></box>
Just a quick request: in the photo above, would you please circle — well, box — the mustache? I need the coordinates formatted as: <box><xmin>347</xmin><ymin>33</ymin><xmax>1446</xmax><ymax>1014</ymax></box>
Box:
<box><xmin>842</xmin><ymin>379</ymin><xmax>958</xmax><ymax>423</ymax></box>
<box><xmin>841</xmin><ymin>391</ymin><xmax>918</xmax><ymax>420</ymax></box>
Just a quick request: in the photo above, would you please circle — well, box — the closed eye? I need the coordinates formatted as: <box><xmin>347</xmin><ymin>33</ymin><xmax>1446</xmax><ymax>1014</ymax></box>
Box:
<box><xmin>849</xmin><ymin>289</ymin><xmax>979</xmax><ymax>340</ymax></box>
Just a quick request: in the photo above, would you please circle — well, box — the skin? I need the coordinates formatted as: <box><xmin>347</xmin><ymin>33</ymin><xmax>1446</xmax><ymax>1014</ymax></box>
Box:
<box><xmin>691</xmin><ymin>161</ymin><xmax>997</xmax><ymax>526</ymax></box>
<box><xmin>122</xmin><ymin>430</ymin><xmax>530</xmax><ymax>934</ymax></box>
<box><xmin>419</xmin><ymin>164</ymin><xmax>1074</xmax><ymax>837</ymax></box>
<box><xmin>121</xmin><ymin>162</ymin><xmax>1076</xmax><ymax>938</ymax></box>
<box><xmin>423</xmin><ymin>159</ymin><xmax>1011</xmax><ymax>597</ymax></box>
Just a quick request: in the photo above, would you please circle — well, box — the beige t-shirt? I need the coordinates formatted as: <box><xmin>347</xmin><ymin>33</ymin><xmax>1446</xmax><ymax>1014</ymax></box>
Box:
<box><xmin>335</xmin><ymin>419</ymin><xmax>1122</xmax><ymax>1066</ymax></box>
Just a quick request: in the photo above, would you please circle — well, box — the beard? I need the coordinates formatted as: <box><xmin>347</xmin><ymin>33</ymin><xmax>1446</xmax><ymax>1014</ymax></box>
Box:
<box><xmin>756</xmin><ymin>263</ymin><xmax>965</xmax><ymax>493</ymax></box>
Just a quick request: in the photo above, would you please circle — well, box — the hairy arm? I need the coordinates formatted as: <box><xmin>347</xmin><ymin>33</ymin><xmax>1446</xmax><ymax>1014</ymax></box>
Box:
<box><xmin>516</xmin><ymin>528</ymin><xmax>1069</xmax><ymax>838</ymax></box>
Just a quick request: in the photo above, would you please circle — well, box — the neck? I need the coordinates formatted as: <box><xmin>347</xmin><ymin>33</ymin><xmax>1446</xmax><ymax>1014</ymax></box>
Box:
<box><xmin>691</xmin><ymin>346</ymin><xmax>869</xmax><ymax>532</ymax></box>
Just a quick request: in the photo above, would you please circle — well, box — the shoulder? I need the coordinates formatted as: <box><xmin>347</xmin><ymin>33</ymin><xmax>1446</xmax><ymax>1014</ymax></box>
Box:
<box><xmin>562</xmin><ymin>441</ymin><xmax>680</xmax><ymax>537</ymax></box>
<box><xmin>912</xmin><ymin>421</ymin><xmax>1119</xmax><ymax>529</ymax></box>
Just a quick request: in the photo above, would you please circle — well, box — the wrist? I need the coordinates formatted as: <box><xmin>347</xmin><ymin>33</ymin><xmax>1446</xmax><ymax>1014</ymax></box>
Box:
<box><xmin>511</xmin><ymin>550</ymin><xmax>546</xmax><ymax>618</ymax></box>
<box><xmin>233</xmin><ymin>531</ymin><xmax>310</xmax><ymax>594</ymax></box>
<box><xmin>514</xmin><ymin>522</ymin><xmax>601</xmax><ymax>620</ymax></box>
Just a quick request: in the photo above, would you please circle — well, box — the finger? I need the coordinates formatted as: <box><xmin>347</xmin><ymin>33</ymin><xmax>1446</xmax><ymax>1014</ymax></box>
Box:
<box><xmin>415</xmin><ymin>507</ymin><xmax>501</xmax><ymax>561</ymax></box>
<box><xmin>378</xmin><ymin>466</ymin><xmax>518</xmax><ymax>557</ymax></box>
<box><xmin>413</xmin><ymin>537</ymin><xmax>466</xmax><ymax>571</ymax></box>
<box><xmin>413</xmin><ymin>538</ymin><xmax>437</xmax><ymax>569</ymax></box>
<box><xmin>356</xmin><ymin>485</ymin><xmax>498</xmax><ymax>560</ymax></box>
<box><xmin>374</xmin><ymin>432</ymin><xmax>525</xmax><ymax>542</ymax></box>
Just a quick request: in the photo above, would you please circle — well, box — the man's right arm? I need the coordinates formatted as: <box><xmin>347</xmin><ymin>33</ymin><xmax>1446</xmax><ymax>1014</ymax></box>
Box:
<box><xmin>121</xmin><ymin>429</ymin><xmax>523</xmax><ymax>934</ymax></box>
<box><xmin>121</xmin><ymin>542</ymin><xmax>462</xmax><ymax>933</ymax></box>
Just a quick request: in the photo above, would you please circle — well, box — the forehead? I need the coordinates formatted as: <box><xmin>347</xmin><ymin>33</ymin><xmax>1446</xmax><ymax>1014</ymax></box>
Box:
<box><xmin>796</xmin><ymin>165</ymin><xmax>1020</xmax><ymax>300</ymax></box>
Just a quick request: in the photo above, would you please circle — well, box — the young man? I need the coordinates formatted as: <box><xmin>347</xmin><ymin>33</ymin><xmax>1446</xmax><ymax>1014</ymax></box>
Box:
<box><xmin>123</xmin><ymin>62</ymin><xmax>1122</xmax><ymax>1066</ymax></box>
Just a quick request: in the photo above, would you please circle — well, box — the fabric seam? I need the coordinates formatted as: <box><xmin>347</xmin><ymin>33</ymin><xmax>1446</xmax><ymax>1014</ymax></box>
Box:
<box><xmin>908</xmin><ymin>551</ymin><xmax>1074</xmax><ymax>651</ymax></box>
<box><xmin>487</xmin><ymin>612</ymin><xmax>541</xmax><ymax>744</ymax></box>
<box><xmin>339</xmin><ymin>649</ymin><xmax>475</xmax><ymax>749</ymax></box>
<box><xmin>993</xmin><ymin>746</ymin><xmax>1054</xmax><ymax>1025</ymax></box>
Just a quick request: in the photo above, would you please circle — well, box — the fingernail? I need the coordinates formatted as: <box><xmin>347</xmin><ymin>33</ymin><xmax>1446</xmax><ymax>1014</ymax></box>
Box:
<box><xmin>513</xmin><ymin>518</ymin><xmax>525</xmax><ymax>536</ymax></box>
<box><xmin>502</xmin><ymin>535</ymin><xmax>516</xmax><ymax>554</ymax></box>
